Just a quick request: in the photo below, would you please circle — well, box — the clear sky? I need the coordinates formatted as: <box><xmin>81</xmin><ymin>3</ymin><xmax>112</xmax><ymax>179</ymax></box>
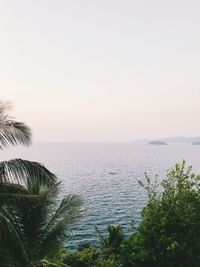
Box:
<box><xmin>1</xmin><ymin>0</ymin><xmax>200</xmax><ymax>142</ymax></box>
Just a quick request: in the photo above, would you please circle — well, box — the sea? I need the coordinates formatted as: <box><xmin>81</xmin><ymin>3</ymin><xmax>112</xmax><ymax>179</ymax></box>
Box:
<box><xmin>1</xmin><ymin>142</ymin><xmax>200</xmax><ymax>248</ymax></box>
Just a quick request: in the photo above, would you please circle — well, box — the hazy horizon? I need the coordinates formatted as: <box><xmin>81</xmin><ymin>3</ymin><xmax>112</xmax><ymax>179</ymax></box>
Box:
<box><xmin>1</xmin><ymin>0</ymin><xmax>200</xmax><ymax>142</ymax></box>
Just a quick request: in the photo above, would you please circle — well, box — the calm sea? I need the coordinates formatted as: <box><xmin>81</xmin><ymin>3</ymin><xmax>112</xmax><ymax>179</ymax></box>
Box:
<box><xmin>1</xmin><ymin>143</ymin><xmax>200</xmax><ymax>248</ymax></box>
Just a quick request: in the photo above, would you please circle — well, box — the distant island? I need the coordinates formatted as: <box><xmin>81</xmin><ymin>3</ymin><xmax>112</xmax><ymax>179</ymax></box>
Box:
<box><xmin>148</xmin><ymin>141</ymin><xmax>168</xmax><ymax>145</ymax></box>
<box><xmin>192</xmin><ymin>142</ymin><xmax>200</xmax><ymax>145</ymax></box>
<box><xmin>159</xmin><ymin>136</ymin><xmax>200</xmax><ymax>144</ymax></box>
<box><xmin>132</xmin><ymin>136</ymin><xmax>200</xmax><ymax>145</ymax></box>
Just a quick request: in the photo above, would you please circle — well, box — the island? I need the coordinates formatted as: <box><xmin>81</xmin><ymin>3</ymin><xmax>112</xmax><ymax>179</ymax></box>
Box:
<box><xmin>132</xmin><ymin>136</ymin><xmax>200</xmax><ymax>144</ymax></box>
<box><xmin>148</xmin><ymin>140</ymin><xmax>168</xmax><ymax>145</ymax></box>
<box><xmin>192</xmin><ymin>142</ymin><xmax>200</xmax><ymax>145</ymax></box>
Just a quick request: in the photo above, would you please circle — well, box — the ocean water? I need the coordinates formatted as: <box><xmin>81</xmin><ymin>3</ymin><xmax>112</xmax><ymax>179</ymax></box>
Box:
<box><xmin>1</xmin><ymin>143</ymin><xmax>200</xmax><ymax>248</ymax></box>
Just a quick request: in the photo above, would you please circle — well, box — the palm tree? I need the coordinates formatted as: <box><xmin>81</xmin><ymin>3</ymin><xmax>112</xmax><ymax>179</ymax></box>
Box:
<box><xmin>0</xmin><ymin>102</ymin><xmax>82</xmax><ymax>266</ymax></box>
<box><xmin>95</xmin><ymin>225</ymin><xmax>124</xmax><ymax>254</ymax></box>
<box><xmin>0</xmin><ymin>176</ymin><xmax>82</xmax><ymax>266</ymax></box>
<box><xmin>0</xmin><ymin>101</ymin><xmax>31</xmax><ymax>149</ymax></box>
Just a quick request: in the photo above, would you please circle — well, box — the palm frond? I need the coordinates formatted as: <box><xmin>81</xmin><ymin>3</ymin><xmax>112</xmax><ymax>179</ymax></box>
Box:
<box><xmin>95</xmin><ymin>224</ymin><xmax>124</xmax><ymax>251</ymax></box>
<box><xmin>37</xmin><ymin>217</ymin><xmax>71</xmax><ymax>257</ymax></box>
<box><xmin>94</xmin><ymin>225</ymin><xmax>106</xmax><ymax>247</ymax></box>
<box><xmin>0</xmin><ymin>116</ymin><xmax>32</xmax><ymax>149</ymax></box>
<box><xmin>107</xmin><ymin>225</ymin><xmax>124</xmax><ymax>244</ymax></box>
<box><xmin>0</xmin><ymin>101</ymin><xmax>12</xmax><ymax>115</ymax></box>
<box><xmin>0</xmin><ymin>182</ymin><xmax>41</xmax><ymax>207</ymax></box>
<box><xmin>37</xmin><ymin>195</ymin><xmax>83</xmax><ymax>257</ymax></box>
<box><xmin>41</xmin><ymin>259</ymin><xmax>69</xmax><ymax>267</ymax></box>
<box><xmin>0</xmin><ymin>159</ymin><xmax>57</xmax><ymax>186</ymax></box>
<box><xmin>44</xmin><ymin>195</ymin><xmax>83</xmax><ymax>232</ymax></box>
<box><xmin>0</xmin><ymin>210</ymin><xmax>29</xmax><ymax>266</ymax></box>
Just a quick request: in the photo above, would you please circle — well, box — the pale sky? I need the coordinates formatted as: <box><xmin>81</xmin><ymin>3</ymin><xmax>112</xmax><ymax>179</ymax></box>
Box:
<box><xmin>1</xmin><ymin>0</ymin><xmax>200</xmax><ymax>142</ymax></box>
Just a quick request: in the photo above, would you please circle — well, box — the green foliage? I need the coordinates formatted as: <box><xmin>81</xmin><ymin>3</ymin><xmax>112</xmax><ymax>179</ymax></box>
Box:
<box><xmin>58</xmin><ymin>247</ymin><xmax>99</xmax><ymax>267</ymax></box>
<box><xmin>56</xmin><ymin>246</ymin><xmax>123</xmax><ymax>267</ymax></box>
<box><xmin>1</xmin><ymin>157</ymin><xmax>199</xmax><ymax>267</ymax></box>
<box><xmin>123</xmin><ymin>161</ymin><xmax>200</xmax><ymax>267</ymax></box>
<box><xmin>0</xmin><ymin>176</ymin><xmax>83</xmax><ymax>266</ymax></box>
<box><xmin>0</xmin><ymin>158</ymin><xmax>57</xmax><ymax>186</ymax></box>
<box><xmin>95</xmin><ymin>225</ymin><xmax>124</xmax><ymax>254</ymax></box>
<box><xmin>0</xmin><ymin>102</ymin><xmax>83</xmax><ymax>267</ymax></box>
<box><xmin>55</xmin><ymin>225</ymin><xmax>125</xmax><ymax>267</ymax></box>
<box><xmin>42</xmin><ymin>258</ymin><xmax>70</xmax><ymax>267</ymax></box>
<box><xmin>0</xmin><ymin>101</ymin><xmax>31</xmax><ymax>149</ymax></box>
<box><xmin>63</xmin><ymin>161</ymin><xmax>199</xmax><ymax>267</ymax></box>
<box><xmin>94</xmin><ymin>257</ymin><xmax>122</xmax><ymax>267</ymax></box>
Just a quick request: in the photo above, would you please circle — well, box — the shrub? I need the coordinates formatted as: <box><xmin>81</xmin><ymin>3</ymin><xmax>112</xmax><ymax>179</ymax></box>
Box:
<box><xmin>123</xmin><ymin>161</ymin><xmax>200</xmax><ymax>267</ymax></box>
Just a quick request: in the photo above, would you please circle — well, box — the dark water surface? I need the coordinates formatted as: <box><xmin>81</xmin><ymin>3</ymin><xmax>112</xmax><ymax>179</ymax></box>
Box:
<box><xmin>1</xmin><ymin>143</ymin><xmax>200</xmax><ymax>248</ymax></box>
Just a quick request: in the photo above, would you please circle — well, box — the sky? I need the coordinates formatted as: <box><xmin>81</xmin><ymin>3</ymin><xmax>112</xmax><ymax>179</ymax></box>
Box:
<box><xmin>0</xmin><ymin>0</ymin><xmax>200</xmax><ymax>142</ymax></box>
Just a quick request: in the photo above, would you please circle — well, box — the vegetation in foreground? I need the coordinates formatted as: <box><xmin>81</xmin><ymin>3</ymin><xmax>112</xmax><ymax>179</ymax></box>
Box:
<box><xmin>0</xmin><ymin>102</ymin><xmax>82</xmax><ymax>266</ymax></box>
<box><xmin>0</xmin><ymin>102</ymin><xmax>200</xmax><ymax>266</ymax></box>
<box><xmin>47</xmin><ymin>161</ymin><xmax>200</xmax><ymax>267</ymax></box>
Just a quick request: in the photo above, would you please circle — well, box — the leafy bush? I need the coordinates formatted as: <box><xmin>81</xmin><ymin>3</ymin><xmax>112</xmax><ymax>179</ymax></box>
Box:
<box><xmin>122</xmin><ymin>161</ymin><xmax>200</xmax><ymax>267</ymax></box>
<box><xmin>58</xmin><ymin>247</ymin><xmax>99</xmax><ymax>267</ymax></box>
